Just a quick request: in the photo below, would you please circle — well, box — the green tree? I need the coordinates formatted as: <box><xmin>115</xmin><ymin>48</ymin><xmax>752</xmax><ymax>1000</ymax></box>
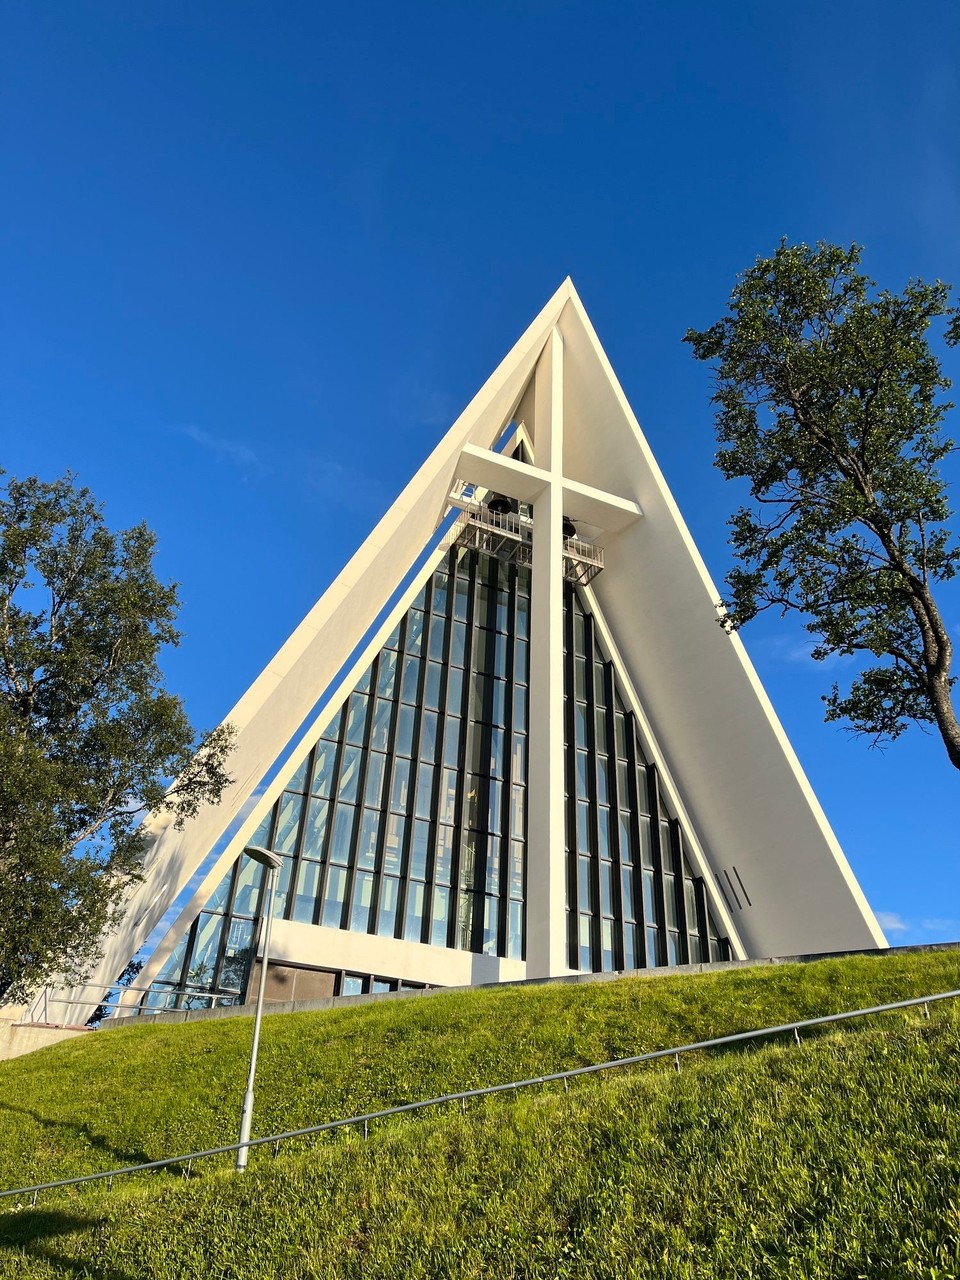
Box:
<box><xmin>0</xmin><ymin>473</ymin><xmax>234</xmax><ymax>1002</ymax></box>
<box><xmin>685</xmin><ymin>241</ymin><xmax>960</xmax><ymax>769</ymax></box>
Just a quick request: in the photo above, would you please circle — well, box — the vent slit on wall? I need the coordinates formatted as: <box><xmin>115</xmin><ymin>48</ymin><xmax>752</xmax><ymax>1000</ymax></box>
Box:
<box><xmin>731</xmin><ymin>865</ymin><xmax>752</xmax><ymax>907</ymax></box>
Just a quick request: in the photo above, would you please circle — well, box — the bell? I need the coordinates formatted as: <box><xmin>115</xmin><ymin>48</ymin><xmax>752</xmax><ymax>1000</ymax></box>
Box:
<box><xmin>487</xmin><ymin>494</ymin><xmax>513</xmax><ymax>516</ymax></box>
<box><xmin>562</xmin><ymin>516</ymin><xmax>577</xmax><ymax>538</ymax></box>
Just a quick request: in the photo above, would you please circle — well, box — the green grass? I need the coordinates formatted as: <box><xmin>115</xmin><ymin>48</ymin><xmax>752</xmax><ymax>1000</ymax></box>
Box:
<box><xmin>2</xmin><ymin>949</ymin><xmax>960</xmax><ymax>1277</ymax></box>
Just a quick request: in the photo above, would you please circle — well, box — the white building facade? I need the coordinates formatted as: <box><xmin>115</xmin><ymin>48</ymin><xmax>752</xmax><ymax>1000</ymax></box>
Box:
<box><xmin>57</xmin><ymin>281</ymin><xmax>886</xmax><ymax>1019</ymax></box>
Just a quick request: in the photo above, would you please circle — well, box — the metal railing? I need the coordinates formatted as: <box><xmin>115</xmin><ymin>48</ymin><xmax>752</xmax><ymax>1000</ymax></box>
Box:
<box><xmin>24</xmin><ymin>982</ymin><xmax>245</xmax><ymax>1026</ymax></box>
<box><xmin>2</xmin><ymin>985</ymin><xmax>956</xmax><ymax>1208</ymax></box>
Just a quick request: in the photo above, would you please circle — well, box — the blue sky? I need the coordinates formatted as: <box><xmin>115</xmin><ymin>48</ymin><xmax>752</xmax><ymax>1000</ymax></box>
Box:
<box><xmin>3</xmin><ymin>1</ymin><xmax>959</xmax><ymax>948</ymax></box>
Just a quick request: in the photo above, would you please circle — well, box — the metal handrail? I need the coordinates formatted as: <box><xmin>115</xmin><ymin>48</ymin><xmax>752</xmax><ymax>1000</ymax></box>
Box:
<box><xmin>2</xmin><ymin>985</ymin><xmax>956</xmax><ymax>1207</ymax></box>
<box><xmin>24</xmin><ymin>982</ymin><xmax>245</xmax><ymax>1025</ymax></box>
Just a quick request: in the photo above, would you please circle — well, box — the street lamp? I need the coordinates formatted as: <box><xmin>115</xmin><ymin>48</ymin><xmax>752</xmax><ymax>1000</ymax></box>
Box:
<box><xmin>236</xmin><ymin>844</ymin><xmax>282</xmax><ymax>1173</ymax></box>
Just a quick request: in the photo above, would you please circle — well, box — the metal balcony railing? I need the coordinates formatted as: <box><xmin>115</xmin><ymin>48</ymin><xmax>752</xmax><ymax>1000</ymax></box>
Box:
<box><xmin>446</xmin><ymin>498</ymin><xmax>604</xmax><ymax>584</ymax></box>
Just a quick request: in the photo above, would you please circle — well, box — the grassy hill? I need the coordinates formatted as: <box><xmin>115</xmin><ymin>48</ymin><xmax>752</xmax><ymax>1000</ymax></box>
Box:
<box><xmin>1</xmin><ymin>948</ymin><xmax>959</xmax><ymax>1278</ymax></box>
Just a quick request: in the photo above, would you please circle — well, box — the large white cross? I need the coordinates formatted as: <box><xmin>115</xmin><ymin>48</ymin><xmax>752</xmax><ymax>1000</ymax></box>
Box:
<box><xmin>453</xmin><ymin>327</ymin><xmax>643</xmax><ymax>977</ymax></box>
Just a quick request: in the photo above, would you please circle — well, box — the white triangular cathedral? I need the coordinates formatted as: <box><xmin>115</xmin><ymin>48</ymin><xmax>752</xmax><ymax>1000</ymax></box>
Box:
<box><xmin>65</xmin><ymin>281</ymin><xmax>886</xmax><ymax>1020</ymax></box>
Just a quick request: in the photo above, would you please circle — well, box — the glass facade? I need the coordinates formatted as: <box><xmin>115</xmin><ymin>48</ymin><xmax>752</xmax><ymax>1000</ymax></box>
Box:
<box><xmin>563</xmin><ymin>588</ymin><xmax>729</xmax><ymax>973</ymax></box>
<box><xmin>141</xmin><ymin>545</ymin><xmax>729</xmax><ymax>1011</ymax></box>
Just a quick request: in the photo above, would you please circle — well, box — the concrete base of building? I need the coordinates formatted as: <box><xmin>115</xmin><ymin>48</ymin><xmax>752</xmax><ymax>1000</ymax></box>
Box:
<box><xmin>0</xmin><ymin>1020</ymin><xmax>89</xmax><ymax>1061</ymax></box>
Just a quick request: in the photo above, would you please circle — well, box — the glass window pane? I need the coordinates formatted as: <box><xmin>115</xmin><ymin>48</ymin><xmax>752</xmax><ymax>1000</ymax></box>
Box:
<box><xmin>357</xmin><ymin>809</ymin><xmax>379</xmax><ymax>870</ymax></box>
<box><xmin>689</xmin><ymin>934</ymin><xmax>703</xmax><ymax>963</ymax></box>
<box><xmin>428</xmin><ymin>617</ymin><xmax>446</xmax><ymax>662</ymax></box>
<box><xmin>487</xmin><ymin>779</ymin><xmax>502</xmax><ymax>829</ymax></box>
<box><xmin>415</xmin><ymin>763</ymin><xmax>434</xmax><ymax>820</ymax></box>
<box><xmin>576</xmin><ymin>750</ymin><xmax>590</xmax><ymax>799</ymax></box>
<box><xmin>345</xmin><ymin>692</ymin><xmax>368</xmax><ymax>746</ymax></box>
<box><xmin>321</xmin><ymin>707</ymin><xmax>343</xmax><ymax>741</ymax></box>
<box><xmin>618</xmin><ymin>810</ymin><xmax>634</xmax><ymax>864</ymax></box>
<box><xmin>155</xmin><ymin>932</ymin><xmax>189</xmax><ymax>984</ymax></box>
<box><xmin>510</xmin><ymin>786</ymin><xmax>525</xmax><ymax>840</ymax></box>
<box><xmin>664</xmin><ymin>875</ymin><xmax>678</xmax><ymax>928</ymax></box>
<box><xmin>273</xmin><ymin>792</ymin><xmax>303</xmax><ymax>855</ymax></box>
<box><xmin>643</xmin><ymin>869</ymin><xmax>657</xmax><ymax>925</ymax></box>
<box><xmin>667</xmin><ymin>931</ymin><xmax>680</xmax><ymax>965</ymax></box>
<box><xmin>601</xmin><ymin>918</ymin><xmax>615</xmax><ymax>972</ymax></box>
<box><xmin>507</xmin><ymin>899</ymin><xmax>523</xmax><ymax>960</ymax></box>
<box><xmin>515</xmin><ymin>639</ymin><xmax>528</xmax><ymax>684</ymax></box>
<box><xmin>615</xmin><ymin>712</ymin><xmax>627</xmax><ymax>758</ymax></box>
<box><xmin>341</xmin><ymin>974</ymin><xmax>364</xmax><ymax>996</ymax></box>
<box><xmin>322</xmin><ymin>865</ymin><xmax>348</xmax><ymax>927</ymax></box>
<box><xmin>509</xmin><ymin>840</ymin><xmax>524</xmax><ymax>899</ymax></box>
<box><xmin>624</xmin><ymin>922</ymin><xmax>639</xmax><ymax>970</ymax></box>
<box><xmin>401</xmin><ymin>655</ymin><xmax>420</xmax><ymax>704</ymax></box>
<box><xmin>454</xmin><ymin>580</ymin><xmax>469</xmax><ymax>622</ymax></box>
<box><xmin>512</xmin><ymin>733</ymin><xmax>526</xmax><ymax>783</ymax></box>
<box><xmin>337</xmin><ymin>745</ymin><xmax>362</xmax><ymax>803</ymax></box>
<box><xmin>286</xmin><ymin>757</ymin><xmax>309</xmax><ymax>792</ymax></box>
<box><xmin>390</xmin><ymin>759</ymin><xmax>410</xmax><ymax>812</ymax></box>
<box><xmin>205</xmin><ymin>864</ymin><xmax>234</xmax><ymax>914</ymax></box>
<box><xmin>575</xmin><ymin>704</ymin><xmax>588</xmax><ymax>749</ymax></box>
<box><xmin>405</xmin><ymin>610</ymin><xmax>425</xmax><ymax>655</ymax></box>
<box><xmin>438</xmin><ymin>769</ymin><xmax>458</xmax><ymax>824</ymax></box>
<box><xmin>492</xmin><ymin>680</ymin><xmax>508</xmax><ymax>727</ymax></box>
<box><xmin>231</xmin><ymin>860</ymin><xmax>264</xmax><ymax>921</ymax></box>
<box><xmin>435</xmin><ymin>826</ymin><xmax>454</xmax><ymax>885</ymax></box>
<box><xmin>516</xmin><ymin>594</ymin><xmax>529</xmax><ymax>639</ymax></box>
<box><xmin>425</xmin><ymin>662</ymin><xmax>442</xmax><ymax>710</ymax></box>
<box><xmin>365</xmin><ymin>752</ymin><xmax>386</xmax><ymax>807</ymax></box>
<box><xmin>432</xmin><ymin>571</ymin><xmax>449</xmax><ymax>615</ymax></box>
<box><xmin>646</xmin><ymin>926</ymin><xmax>661</xmax><ymax>966</ymax></box>
<box><xmin>597</xmin><ymin>756</ymin><xmax>609</xmax><ymax>805</ymax></box>
<box><xmin>451</xmin><ymin>620</ymin><xmax>467</xmax><ymax>665</ymax></box>
<box><xmin>621</xmin><ymin>866</ymin><xmax>636</xmax><ymax>922</ymax></box>
<box><xmin>403</xmin><ymin>882</ymin><xmax>426</xmax><ymax>941</ymax></box>
<box><xmin>600</xmin><ymin>860</ymin><xmax>613</xmax><ymax>917</ymax></box>
<box><xmin>419</xmin><ymin>711</ymin><xmax>439</xmax><ymax>763</ymax></box>
<box><xmin>301</xmin><ymin>797</ymin><xmax>329</xmax><ymax>858</ymax></box>
<box><xmin>457</xmin><ymin>890</ymin><xmax>476</xmax><ymax>949</ymax></box>
<box><xmin>272</xmin><ymin>857</ymin><xmax>293</xmax><ymax>918</ymax></box>
<box><xmin>577</xmin><ymin>801</ymin><xmax>591</xmax><ymax>853</ymax></box>
<box><xmin>330</xmin><ymin>804</ymin><xmax>356</xmax><ymax>865</ymax></box>
<box><xmin>638</xmin><ymin>815</ymin><xmax>654</xmax><ymax>868</ymax></box>
<box><xmin>579</xmin><ymin>915</ymin><xmax>592</xmax><ymax>971</ymax></box>
<box><xmin>485</xmin><ymin>836</ymin><xmax>501</xmax><ymax>894</ymax></box>
<box><xmin>636</xmin><ymin>762</ymin><xmax>650</xmax><ymax>813</ymax></box>
<box><xmin>578</xmin><ymin>856</ymin><xmax>593</xmax><ymax>911</ymax></box>
<box><xmin>446</xmin><ymin>664</ymin><xmax>464</xmax><ymax>712</ymax></box>
<box><xmin>377</xmin><ymin>877</ymin><xmax>400</xmax><ymax>937</ymax></box>
<box><xmin>598</xmin><ymin>807</ymin><xmax>611</xmax><ymax>859</ymax></box>
<box><xmin>410</xmin><ymin>819</ymin><xmax>430</xmax><ymax>880</ymax></box>
<box><xmin>431</xmin><ymin>885</ymin><xmax>451</xmax><ymax>946</ymax></box>
<box><xmin>292</xmin><ymin>862</ymin><xmax>320</xmax><ymax>924</ymax></box>
<box><xmin>383</xmin><ymin>813</ymin><xmax>405</xmax><ymax>874</ymax></box>
<box><xmin>370</xmin><ymin>699</ymin><xmax>393</xmax><ymax>751</ymax></box>
<box><xmin>377</xmin><ymin>648</ymin><xmax>398</xmax><ymax>697</ymax></box>
<box><xmin>220</xmin><ymin>919</ymin><xmax>255</xmax><ymax>994</ymax></box>
<box><xmin>482</xmin><ymin>896</ymin><xmax>499</xmax><ymax>955</ymax></box>
<box><xmin>312</xmin><ymin>740</ymin><xmax>339</xmax><ymax>797</ymax></box>
<box><xmin>513</xmin><ymin>686</ymin><xmax>527</xmax><ymax>732</ymax></box>
<box><xmin>443</xmin><ymin>719</ymin><xmax>461</xmax><ymax>768</ymax></box>
<box><xmin>396</xmin><ymin>705</ymin><xmax>416</xmax><ymax>756</ymax></box>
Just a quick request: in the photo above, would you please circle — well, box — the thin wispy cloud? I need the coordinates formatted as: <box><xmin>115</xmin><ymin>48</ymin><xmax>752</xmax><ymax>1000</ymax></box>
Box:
<box><xmin>175</xmin><ymin>425</ymin><xmax>265</xmax><ymax>474</ymax></box>
<box><xmin>875</xmin><ymin>910</ymin><xmax>960</xmax><ymax>944</ymax></box>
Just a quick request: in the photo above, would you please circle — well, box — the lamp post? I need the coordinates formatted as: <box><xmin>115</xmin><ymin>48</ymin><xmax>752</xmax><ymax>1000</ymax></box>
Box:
<box><xmin>236</xmin><ymin>844</ymin><xmax>282</xmax><ymax>1173</ymax></box>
